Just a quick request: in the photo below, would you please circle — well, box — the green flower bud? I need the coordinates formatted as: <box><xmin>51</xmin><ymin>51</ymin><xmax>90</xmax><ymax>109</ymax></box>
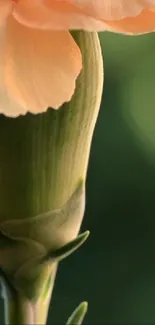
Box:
<box><xmin>0</xmin><ymin>31</ymin><xmax>103</xmax><ymax>323</ymax></box>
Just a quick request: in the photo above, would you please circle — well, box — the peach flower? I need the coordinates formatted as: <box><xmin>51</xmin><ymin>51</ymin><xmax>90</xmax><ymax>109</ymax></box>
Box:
<box><xmin>1</xmin><ymin>0</ymin><xmax>155</xmax><ymax>117</ymax></box>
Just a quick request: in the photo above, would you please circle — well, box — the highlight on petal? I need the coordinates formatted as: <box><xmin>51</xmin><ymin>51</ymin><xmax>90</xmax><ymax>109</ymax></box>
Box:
<box><xmin>3</xmin><ymin>17</ymin><xmax>82</xmax><ymax>116</ymax></box>
<box><xmin>43</xmin><ymin>0</ymin><xmax>155</xmax><ymax>21</ymax></box>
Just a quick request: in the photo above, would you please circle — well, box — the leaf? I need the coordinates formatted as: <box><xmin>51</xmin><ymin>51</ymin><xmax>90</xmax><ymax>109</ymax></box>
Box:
<box><xmin>66</xmin><ymin>302</ymin><xmax>88</xmax><ymax>325</ymax></box>
<box><xmin>46</xmin><ymin>231</ymin><xmax>90</xmax><ymax>262</ymax></box>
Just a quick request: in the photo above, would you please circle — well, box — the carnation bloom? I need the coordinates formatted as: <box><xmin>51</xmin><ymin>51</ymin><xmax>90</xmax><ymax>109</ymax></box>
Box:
<box><xmin>1</xmin><ymin>0</ymin><xmax>155</xmax><ymax>117</ymax></box>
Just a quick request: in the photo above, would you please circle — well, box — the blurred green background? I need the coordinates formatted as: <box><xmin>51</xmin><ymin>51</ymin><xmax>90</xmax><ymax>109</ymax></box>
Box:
<box><xmin>1</xmin><ymin>31</ymin><xmax>155</xmax><ymax>324</ymax></box>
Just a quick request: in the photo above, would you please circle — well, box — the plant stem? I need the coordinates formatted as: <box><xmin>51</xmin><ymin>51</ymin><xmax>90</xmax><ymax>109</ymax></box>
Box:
<box><xmin>4</xmin><ymin>293</ymin><xmax>34</xmax><ymax>324</ymax></box>
<box><xmin>1</xmin><ymin>264</ymin><xmax>57</xmax><ymax>325</ymax></box>
<box><xmin>4</xmin><ymin>294</ymin><xmax>51</xmax><ymax>325</ymax></box>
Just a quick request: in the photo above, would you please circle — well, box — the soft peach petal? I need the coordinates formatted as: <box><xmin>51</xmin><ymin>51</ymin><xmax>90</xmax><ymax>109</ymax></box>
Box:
<box><xmin>13</xmin><ymin>0</ymin><xmax>155</xmax><ymax>33</ymax></box>
<box><xmin>13</xmin><ymin>0</ymin><xmax>107</xmax><ymax>30</ymax></box>
<box><xmin>3</xmin><ymin>16</ymin><xmax>82</xmax><ymax>115</ymax></box>
<box><xmin>105</xmin><ymin>9</ymin><xmax>155</xmax><ymax>34</ymax></box>
<box><xmin>0</xmin><ymin>0</ymin><xmax>12</xmax><ymax>26</ymax></box>
<box><xmin>0</xmin><ymin>22</ymin><xmax>25</xmax><ymax>117</ymax></box>
<box><xmin>0</xmin><ymin>86</ymin><xmax>29</xmax><ymax>117</ymax></box>
<box><xmin>12</xmin><ymin>0</ymin><xmax>58</xmax><ymax>29</ymax></box>
<box><xmin>43</xmin><ymin>0</ymin><xmax>155</xmax><ymax>20</ymax></box>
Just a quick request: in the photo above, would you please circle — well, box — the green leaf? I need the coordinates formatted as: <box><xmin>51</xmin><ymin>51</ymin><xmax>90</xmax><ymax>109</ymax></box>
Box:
<box><xmin>47</xmin><ymin>231</ymin><xmax>90</xmax><ymax>262</ymax></box>
<box><xmin>66</xmin><ymin>302</ymin><xmax>88</xmax><ymax>325</ymax></box>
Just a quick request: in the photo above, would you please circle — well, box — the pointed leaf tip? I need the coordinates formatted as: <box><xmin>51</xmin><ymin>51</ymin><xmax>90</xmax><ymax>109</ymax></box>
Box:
<box><xmin>47</xmin><ymin>230</ymin><xmax>90</xmax><ymax>262</ymax></box>
<box><xmin>66</xmin><ymin>301</ymin><xmax>88</xmax><ymax>325</ymax></box>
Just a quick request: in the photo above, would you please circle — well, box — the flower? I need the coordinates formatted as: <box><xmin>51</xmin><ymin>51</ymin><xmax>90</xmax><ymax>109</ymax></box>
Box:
<box><xmin>1</xmin><ymin>0</ymin><xmax>155</xmax><ymax>117</ymax></box>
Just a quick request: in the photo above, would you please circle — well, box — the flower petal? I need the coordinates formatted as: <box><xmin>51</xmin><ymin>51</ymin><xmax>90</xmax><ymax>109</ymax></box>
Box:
<box><xmin>3</xmin><ymin>17</ymin><xmax>82</xmax><ymax>115</ymax></box>
<box><xmin>0</xmin><ymin>84</ymin><xmax>28</xmax><ymax>117</ymax></box>
<box><xmin>0</xmin><ymin>0</ymin><xmax>12</xmax><ymax>26</ymax></box>
<box><xmin>13</xmin><ymin>0</ymin><xmax>155</xmax><ymax>32</ymax></box>
<box><xmin>43</xmin><ymin>0</ymin><xmax>155</xmax><ymax>21</ymax></box>
<box><xmin>0</xmin><ymin>25</ymin><xmax>26</xmax><ymax>117</ymax></box>
<box><xmin>13</xmin><ymin>0</ymin><xmax>106</xmax><ymax>30</ymax></box>
<box><xmin>105</xmin><ymin>9</ymin><xmax>155</xmax><ymax>34</ymax></box>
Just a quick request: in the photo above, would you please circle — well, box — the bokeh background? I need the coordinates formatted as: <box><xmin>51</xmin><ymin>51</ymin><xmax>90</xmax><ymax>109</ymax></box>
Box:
<box><xmin>49</xmin><ymin>32</ymin><xmax>155</xmax><ymax>324</ymax></box>
<box><xmin>1</xmin><ymin>31</ymin><xmax>155</xmax><ymax>324</ymax></box>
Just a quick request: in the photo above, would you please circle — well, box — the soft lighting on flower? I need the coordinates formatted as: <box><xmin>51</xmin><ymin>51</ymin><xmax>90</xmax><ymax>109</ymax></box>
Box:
<box><xmin>1</xmin><ymin>0</ymin><xmax>155</xmax><ymax>116</ymax></box>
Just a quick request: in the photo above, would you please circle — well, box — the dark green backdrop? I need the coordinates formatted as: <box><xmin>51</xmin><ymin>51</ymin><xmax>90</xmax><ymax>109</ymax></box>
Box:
<box><xmin>1</xmin><ymin>31</ymin><xmax>155</xmax><ymax>324</ymax></box>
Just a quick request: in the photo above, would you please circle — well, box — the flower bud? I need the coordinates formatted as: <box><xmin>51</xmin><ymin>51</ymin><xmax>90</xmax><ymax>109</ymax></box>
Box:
<box><xmin>0</xmin><ymin>31</ymin><xmax>103</xmax><ymax>302</ymax></box>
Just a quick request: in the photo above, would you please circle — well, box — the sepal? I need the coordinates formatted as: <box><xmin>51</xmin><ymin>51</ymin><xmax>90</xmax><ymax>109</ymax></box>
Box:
<box><xmin>66</xmin><ymin>302</ymin><xmax>88</xmax><ymax>325</ymax></box>
<box><xmin>46</xmin><ymin>231</ymin><xmax>89</xmax><ymax>262</ymax></box>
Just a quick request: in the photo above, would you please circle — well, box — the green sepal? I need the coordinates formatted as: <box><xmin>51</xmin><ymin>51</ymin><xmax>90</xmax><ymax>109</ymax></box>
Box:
<box><xmin>66</xmin><ymin>302</ymin><xmax>88</xmax><ymax>325</ymax></box>
<box><xmin>0</xmin><ymin>179</ymin><xmax>85</xmax><ymax>255</ymax></box>
<box><xmin>46</xmin><ymin>231</ymin><xmax>90</xmax><ymax>262</ymax></box>
<box><xmin>0</xmin><ymin>180</ymin><xmax>85</xmax><ymax>299</ymax></box>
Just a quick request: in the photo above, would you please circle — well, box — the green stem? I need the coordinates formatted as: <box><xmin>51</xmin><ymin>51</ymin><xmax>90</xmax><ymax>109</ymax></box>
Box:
<box><xmin>1</xmin><ymin>264</ymin><xmax>57</xmax><ymax>325</ymax></box>
<box><xmin>4</xmin><ymin>292</ymin><xmax>34</xmax><ymax>324</ymax></box>
<box><xmin>4</xmin><ymin>294</ymin><xmax>51</xmax><ymax>325</ymax></box>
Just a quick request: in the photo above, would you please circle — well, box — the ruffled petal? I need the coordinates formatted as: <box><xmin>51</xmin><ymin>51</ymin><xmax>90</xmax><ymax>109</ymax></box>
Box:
<box><xmin>3</xmin><ymin>16</ymin><xmax>82</xmax><ymax>116</ymax></box>
<box><xmin>105</xmin><ymin>9</ymin><xmax>155</xmax><ymax>34</ymax></box>
<box><xmin>43</xmin><ymin>0</ymin><xmax>155</xmax><ymax>20</ymax></box>
<box><xmin>13</xmin><ymin>0</ymin><xmax>155</xmax><ymax>32</ymax></box>
<box><xmin>13</xmin><ymin>0</ymin><xmax>106</xmax><ymax>30</ymax></box>
<box><xmin>0</xmin><ymin>86</ymin><xmax>29</xmax><ymax>117</ymax></box>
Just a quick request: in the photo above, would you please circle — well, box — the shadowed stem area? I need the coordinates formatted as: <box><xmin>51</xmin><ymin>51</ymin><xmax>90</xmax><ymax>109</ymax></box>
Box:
<box><xmin>2</xmin><ymin>264</ymin><xmax>57</xmax><ymax>325</ymax></box>
<box><xmin>5</xmin><ymin>294</ymin><xmax>37</xmax><ymax>324</ymax></box>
